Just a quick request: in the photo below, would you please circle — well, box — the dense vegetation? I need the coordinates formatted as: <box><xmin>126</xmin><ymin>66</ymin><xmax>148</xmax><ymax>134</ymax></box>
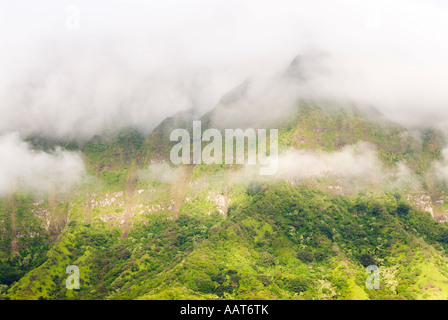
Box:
<box><xmin>2</xmin><ymin>180</ymin><xmax>448</xmax><ymax>299</ymax></box>
<box><xmin>2</xmin><ymin>103</ymin><xmax>448</xmax><ymax>300</ymax></box>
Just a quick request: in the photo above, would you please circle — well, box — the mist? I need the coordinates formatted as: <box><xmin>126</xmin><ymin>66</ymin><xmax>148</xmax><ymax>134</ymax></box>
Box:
<box><xmin>138</xmin><ymin>163</ymin><xmax>182</xmax><ymax>184</ymax></box>
<box><xmin>237</xmin><ymin>142</ymin><xmax>419</xmax><ymax>192</ymax></box>
<box><xmin>434</xmin><ymin>148</ymin><xmax>448</xmax><ymax>183</ymax></box>
<box><xmin>1</xmin><ymin>0</ymin><xmax>448</xmax><ymax>138</ymax></box>
<box><xmin>279</xmin><ymin>143</ymin><xmax>418</xmax><ymax>189</ymax></box>
<box><xmin>1</xmin><ymin>0</ymin><xmax>448</xmax><ymax>194</ymax></box>
<box><xmin>0</xmin><ymin>133</ymin><xmax>86</xmax><ymax>195</ymax></box>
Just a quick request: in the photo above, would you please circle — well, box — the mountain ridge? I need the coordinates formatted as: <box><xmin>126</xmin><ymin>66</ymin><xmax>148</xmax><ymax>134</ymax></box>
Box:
<box><xmin>2</xmin><ymin>57</ymin><xmax>448</xmax><ymax>300</ymax></box>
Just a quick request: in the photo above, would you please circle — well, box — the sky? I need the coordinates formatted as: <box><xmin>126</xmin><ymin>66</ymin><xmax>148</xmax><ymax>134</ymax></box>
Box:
<box><xmin>0</xmin><ymin>0</ymin><xmax>447</xmax><ymax>193</ymax></box>
<box><xmin>0</xmin><ymin>0</ymin><xmax>447</xmax><ymax>138</ymax></box>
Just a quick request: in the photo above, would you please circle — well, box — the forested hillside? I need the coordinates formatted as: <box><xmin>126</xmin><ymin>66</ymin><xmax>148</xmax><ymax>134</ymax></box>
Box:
<box><xmin>2</xmin><ymin>102</ymin><xmax>448</xmax><ymax>300</ymax></box>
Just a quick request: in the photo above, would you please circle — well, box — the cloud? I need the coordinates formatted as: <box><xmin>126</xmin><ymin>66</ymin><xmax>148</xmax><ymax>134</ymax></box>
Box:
<box><xmin>0</xmin><ymin>0</ymin><xmax>446</xmax><ymax>194</ymax></box>
<box><xmin>137</xmin><ymin>163</ymin><xmax>182</xmax><ymax>184</ymax></box>
<box><xmin>239</xmin><ymin>142</ymin><xmax>419</xmax><ymax>191</ymax></box>
<box><xmin>0</xmin><ymin>133</ymin><xmax>86</xmax><ymax>195</ymax></box>
<box><xmin>1</xmin><ymin>0</ymin><xmax>448</xmax><ymax>138</ymax></box>
<box><xmin>276</xmin><ymin>142</ymin><xmax>383</xmax><ymax>180</ymax></box>
<box><xmin>277</xmin><ymin>143</ymin><xmax>420</xmax><ymax>189</ymax></box>
<box><xmin>434</xmin><ymin>148</ymin><xmax>448</xmax><ymax>182</ymax></box>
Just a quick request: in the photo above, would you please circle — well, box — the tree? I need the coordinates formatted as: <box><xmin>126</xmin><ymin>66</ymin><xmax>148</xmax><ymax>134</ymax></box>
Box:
<box><xmin>439</xmin><ymin>229</ymin><xmax>448</xmax><ymax>243</ymax></box>
<box><xmin>285</xmin><ymin>277</ymin><xmax>310</xmax><ymax>293</ymax></box>
<box><xmin>297</xmin><ymin>250</ymin><xmax>314</xmax><ymax>263</ymax></box>
<box><xmin>396</xmin><ymin>202</ymin><xmax>410</xmax><ymax>215</ymax></box>
<box><xmin>359</xmin><ymin>253</ymin><xmax>377</xmax><ymax>267</ymax></box>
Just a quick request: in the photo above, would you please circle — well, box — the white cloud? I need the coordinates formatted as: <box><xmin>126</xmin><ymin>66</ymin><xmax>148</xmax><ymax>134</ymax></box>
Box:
<box><xmin>240</xmin><ymin>142</ymin><xmax>419</xmax><ymax>190</ymax></box>
<box><xmin>0</xmin><ymin>0</ymin><xmax>446</xmax><ymax>194</ymax></box>
<box><xmin>276</xmin><ymin>142</ymin><xmax>383</xmax><ymax>180</ymax></box>
<box><xmin>0</xmin><ymin>133</ymin><xmax>86</xmax><ymax>194</ymax></box>
<box><xmin>0</xmin><ymin>0</ymin><xmax>447</xmax><ymax>137</ymax></box>
<box><xmin>434</xmin><ymin>148</ymin><xmax>448</xmax><ymax>182</ymax></box>
<box><xmin>138</xmin><ymin>163</ymin><xmax>182</xmax><ymax>184</ymax></box>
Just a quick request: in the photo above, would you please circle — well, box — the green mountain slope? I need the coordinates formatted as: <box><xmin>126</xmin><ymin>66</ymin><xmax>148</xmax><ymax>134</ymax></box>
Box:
<box><xmin>2</xmin><ymin>99</ymin><xmax>448</xmax><ymax>300</ymax></box>
<box><xmin>3</xmin><ymin>179</ymin><xmax>448</xmax><ymax>300</ymax></box>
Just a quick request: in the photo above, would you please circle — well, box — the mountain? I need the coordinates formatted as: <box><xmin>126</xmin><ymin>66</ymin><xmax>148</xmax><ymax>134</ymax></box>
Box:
<box><xmin>2</xmin><ymin>57</ymin><xmax>448</xmax><ymax>300</ymax></box>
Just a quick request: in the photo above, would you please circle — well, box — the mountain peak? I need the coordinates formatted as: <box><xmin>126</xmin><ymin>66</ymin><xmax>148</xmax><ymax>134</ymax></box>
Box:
<box><xmin>283</xmin><ymin>54</ymin><xmax>306</xmax><ymax>81</ymax></box>
<box><xmin>217</xmin><ymin>78</ymin><xmax>250</xmax><ymax>106</ymax></box>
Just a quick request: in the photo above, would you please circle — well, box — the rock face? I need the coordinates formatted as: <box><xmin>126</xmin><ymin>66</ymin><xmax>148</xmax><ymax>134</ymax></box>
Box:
<box><xmin>207</xmin><ymin>193</ymin><xmax>230</xmax><ymax>215</ymax></box>
<box><xmin>407</xmin><ymin>192</ymin><xmax>448</xmax><ymax>222</ymax></box>
<box><xmin>3</xmin><ymin>54</ymin><xmax>448</xmax><ymax>301</ymax></box>
<box><xmin>283</xmin><ymin>55</ymin><xmax>306</xmax><ymax>81</ymax></box>
<box><xmin>217</xmin><ymin>79</ymin><xmax>250</xmax><ymax>106</ymax></box>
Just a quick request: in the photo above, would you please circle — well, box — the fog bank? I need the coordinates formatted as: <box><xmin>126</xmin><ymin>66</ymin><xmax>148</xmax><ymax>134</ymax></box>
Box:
<box><xmin>0</xmin><ymin>133</ymin><xmax>86</xmax><ymax>195</ymax></box>
<box><xmin>0</xmin><ymin>0</ymin><xmax>447</xmax><ymax>138</ymax></box>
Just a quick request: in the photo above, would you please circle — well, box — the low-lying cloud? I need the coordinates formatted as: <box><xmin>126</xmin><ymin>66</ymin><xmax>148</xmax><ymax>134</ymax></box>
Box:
<box><xmin>1</xmin><ymin>0</ymin><xmax>447</xmax><ymax>194</ymax></box>
<box><xmin>240</xmin><ymin>142</ymin><xmax>419</xmax><ymax>191</ymax></box>
<box><xmin>0</xmin><ymin>133</ymin><xmax>86</xmax><ymax>195</ymax></box>
<box><xmin>277</xmin><ymin>143</ymin><xmax>382</xmax><ymax>180</ymax></box>
<box><xmin>138</xmin><ymin>163</ymin><xmax>182</xmax><ymax>185</ymax></box>
<box><xmin>1</xmin><ymin>0</ymin><xmax>448</xmax><ymax>139</ymax></box>
<box><xmin>434</xmin><ymin>148</ymin><xmax>448</xmax><ymax>182</ymax></box>
<box><xmin>278</xmin><ymin>143</ymin><xmax>418</xmax><ymax>189</ymax></box>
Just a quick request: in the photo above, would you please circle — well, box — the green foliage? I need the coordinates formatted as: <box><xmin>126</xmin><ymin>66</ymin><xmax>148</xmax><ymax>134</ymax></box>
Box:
<box><xmin>396</xmin><ymin>202</ymin><xmax>411</xmax><ymax>216</ymax></box>
<box><xmin>285</xmin><ymin>277</ymin><xmax>312</xmax><ymax>293</ymax></box>
<box><xmin>358</xmin><ymin>254</ymin><xmax>377</xmax><ymax>267</ymax></box>
<box><xmin>439</xmin><ymin>230</ymin><xmax>448</xmax><ymax>243</ymax></box>
<box><xmin>4</xmin><ymin>180</ymin><xmax>448</xmax><ymax>300</ymax></box>
<box><xmin>297</xmin><ymin>250</ymin><xmax>314</xmax><ymax>263</ymax></box>
<box><xmin>83</xmin><ymin>128</ymin><xmax>146</xmax><ymax>188</ymax></box>
<box><xmin>258</xmin><ymin>252</ymin><xmax>278</xmax><ymax>267</ymax></box>
<box><xmin>4</xmin><ymin>107</ymin><xmax>448</xmax><ymax>300</ymax></box>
